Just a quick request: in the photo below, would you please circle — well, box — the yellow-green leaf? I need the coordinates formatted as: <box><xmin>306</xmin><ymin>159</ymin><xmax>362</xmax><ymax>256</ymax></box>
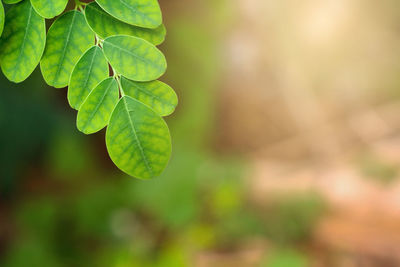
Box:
<box><xmin>68</xmin><ymin>46</ymin><xmax>109</xmax><ymax>110</ymax></box>
<box><xmin>3</xmin><ymin>0</ymin><xmax>23</xmax><ymax>4</ymax></box>
<box><xmin>106</xmin><ymin>96</ymin><xmax>172</xmax><ymax>179</ymax></box>
<box><xmin>85</xmin><ymin>2</ymin><xmax>166</xmax><ymax>46</ymax></box>
<box><xmin>40</xmin><ymin>10</ymin><xmax>94</xmax><ymax>88</ymax></box>
<box><xmin>77</xmin><ymin>77</ymin><xmax>119</xmax><ymax>135</ymax></box>
<box><xmin>121</xmin><ymin>77</ymin><xmax>177</xmax><ymax>116</ymax></box>
<box><xmin>30</xmin><ymin>0</ymin><xmax>68</xmax><ymax>19</ymax></box>
<box><xmin>95</xmin><ymin>0</ymin><xmax>162</xmax><ymax>29</ymax></box>
<box><xmin>0</xmin><ymin>0</ymin><xmax>46</xmax><ymax>83</ymax></box>
<box><xmin>103</xmin><ymin>35</ymin><xmax>166</xmax><ymax>82</ymax></box>
<box><xmin>0</xmin><ymin>1</ymin><xmax>4</xmax><ymax>37</ymax></box>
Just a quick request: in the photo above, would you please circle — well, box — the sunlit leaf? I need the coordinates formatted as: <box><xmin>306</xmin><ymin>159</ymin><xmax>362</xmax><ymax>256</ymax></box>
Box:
<box><xmin>121</xmin><ymin>77</ymin><xmax>177</xmax><ymax>116</ymax></box>
<box><xmin>0</xmin><ymin>1</ymin><xmax>4</xmax><ymax>37</ymax></box>
<box><xmin>0</xmin><ymin>0</ymin><xmax>45</xmax><ymax>83</ymax></box>
<box><xmin>95</xmin><ymin>0</ymin><xmax>162</xmax><ymax>29</ymax></box>
<box><xmin>40</xmin><ymin>10</ymin><xmax>94</xmax><ymax>88</ymax></box>
<box><xmin>106</xmin><ymin>96</ymin><xmax>172</xmax><ymax>179</ymax></box>
<box><xmin>3</xmin><ymin>0</ymin><xmax>23</xmax><ymax>4</ymax></box>
<box><xmin>103</xmin><ymin>35</ymin><xmax>166</xmax><ymax>82</ymax></box>
<box><xmin>30</xmin><ymin>0</ymin><xmax>68</xmax><ymax>19</ymax></box>
<box><xmin>77</xmin><ymin>77</ymin><xmax>119</xmax><ymax>135</ymax></box>
<box><xmin>68</xmin><ymin>46</ymin><xmax>109</xmax><ymax>110</ymax></box>
<box><xmin>85</xmin><ymin>2</ymin><xmax>166</xmax><ymax>46</ymax></box>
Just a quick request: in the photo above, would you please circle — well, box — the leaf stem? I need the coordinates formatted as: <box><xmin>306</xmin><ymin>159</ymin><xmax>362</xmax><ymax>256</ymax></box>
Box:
<box><xmin>117</xmin><ymin>78</ymin><xmax>125</xmax><ymax>97</ymax></box>
<box><xmin>95</xmin><ymin>35</ymin><xmax>103</xmax><ymax>47</ymax></box>
<box><xmin>113</xmin><ymin>69</ymin><xmax>125</xmax><ymax>97</ymax></box>
<box><xmin>74</xmin><ymin>0</ymin><xmax>87</xmax><ymax>11</ymax></box>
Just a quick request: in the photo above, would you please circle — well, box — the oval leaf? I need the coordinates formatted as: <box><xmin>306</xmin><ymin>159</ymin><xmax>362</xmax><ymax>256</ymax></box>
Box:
<box><xmin>95</xmin><ymin>0</ymin><xmax>162</xmax><ymax>29</ymax></box>
<box><xmin>30</xmin><ymin>0</ymin><xmax>68</xmax><ymax>19</ymax></box>
<box><xmin>106</xmin><ymin>96</ymin><xmax>172</xmax><ymax>179</ymax></box>
<box><xmin>103</xmin><ymin>35</ymin><xmax>166</xmax><ymax>82</ymax></box>
<box><xmin>40</xmin><ymin>10</ymin><xmax>94</xmax><ymax>88</ymax></box>
<box><xmin>121</xmin><ymin>77</ymin><xmax>177</xmax><ymax>116</ymax></box>
<box><xmin>0</xmin><ymin>1</ymin><xmax>4</xmax><ymax>37</ymax></box>
<box><xmin>77</xmin><ymin>77</ymin><xmax>119</xmax><ymax>135</ymax></box>
<box><xmin>68</xmin><ymin>46</ymin><xmax>109</xmax><ymax>110</ymax></box>
<box><xmin>85</xmin><ymin>2</ymin><xmax>166</xmax><ymax>46</ymax></box>
<box><xmin>0</xmin><ymin>0</ymin><xmax>45</xmax><ymax>83</ymax></box>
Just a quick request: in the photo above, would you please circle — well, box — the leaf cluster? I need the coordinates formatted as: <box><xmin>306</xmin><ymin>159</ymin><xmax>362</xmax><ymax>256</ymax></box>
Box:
<box><xmin>0</xmin><ymin>0</ymin><xmax>177</xmax><ymax>179</ymax></box>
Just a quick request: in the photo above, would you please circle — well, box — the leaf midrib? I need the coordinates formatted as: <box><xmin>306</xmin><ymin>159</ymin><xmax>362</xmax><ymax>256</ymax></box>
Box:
<box><xmin>82</xmin><ymin>79</ymin><xmax>115</xmax><ymax>131</ymax></box>
<box><xmin>118</xmin><ymin>0</ymin><xmax>158</xmax><ymax>26</ymax></box>
<box><xmin>12</xmin><ymin>4</ymin><xmax>33</xmax><ymax>81</ymax></box>
<box><xmin>52</xmin><ymin>11</ymin><xmax>77</xmax><ymax>85</ymax></box>
<box><xmin>125</xmin><ymin>79</ymin><xmax>175</xmax><ymax>108</ymax></box>
<box><xmin>123</xmin><ymin>97</ymin><xmax>153</xmax><ymax>177</ymax></box>
<box><xmin>105</xmin><ymin>40</ymin><xmax>162</xmax><ymax>70</ymax></box>
<box><xmin>77</xmin><ymin>47</ymin><xmax>100</xmax><ymax>107</ymax></box>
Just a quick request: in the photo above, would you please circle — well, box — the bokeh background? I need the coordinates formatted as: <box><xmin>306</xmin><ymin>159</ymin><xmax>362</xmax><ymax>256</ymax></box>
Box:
<box><xmin>1</xmin><ymin>0</ymin><xmax>400</xmax><ymax>266</ymax></box>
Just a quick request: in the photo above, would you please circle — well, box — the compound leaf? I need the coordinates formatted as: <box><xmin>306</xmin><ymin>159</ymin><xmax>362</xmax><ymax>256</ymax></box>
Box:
<box><xmin>0</xmin><ymin>1</ymin><xmax>4</xmax><ymax>37</ymax></box>
<box><xmin>95</xmin><ymin>0</ymin><xmax>162</xmax><ymax>29</ymax></box>
<box><xmin>77</xmin><ymin>77</ymin><xmax>119</xmax><ymax>135</ymax></box>
<box><xmin>0</xmin><ymin>0</ymin><xmax>45</xmax><ymax>83</ymax></box>
<box><xmin>30</xmin><ymin>0</ymin><xmax>68</xmax><ymax>19</ymax></box>
<box><xmin>40</xmin><ymin>10</ymin><xmax>94</xmax><ymax>88</ymax></box>
<box><xmin>106</xmin><ymin>96</ymin><xmax>172</xmax><ymax>179</ymax></box>
<box><xmin>85</xmin><ymin>2</ymin><xmax>166</xmax><ymax>46</ymax></box>
<box><xmin>103</xmin><ymin>35</ymin><xmax>166</xmax><ymax>82</ymax></box>
<box><xmin>121</xmin><ymin>77</ymin><xmax>177</xmax><ymax>116</ymax></box>
<box><xmin>68</xmin><ymin>46</ymin><xmax>109</xmax><ymax>110</ymax></box>
<box><xmin>1</xmin><ymin>0</ymin><xmax>175</xmax><ymax>179</ymax></box>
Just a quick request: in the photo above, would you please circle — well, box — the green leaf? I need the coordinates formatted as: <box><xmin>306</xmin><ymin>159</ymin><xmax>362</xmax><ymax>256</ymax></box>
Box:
<box><xmin>40</xmin><ymin>10</ymin><xmax>94</xmax><ymax>88</ymax></box>
<box><xmin>77</xmin><ymin>77</ymin><xmax>119</xmax><ymax>135</ymax></box>
<box><xmin>121</xmin><ymin>77</ymin><xmax>177</xmax><ymax>116</ymax></box>
<box><xmin>0</xmin><ymin>0</ymin><xmax>46</xmax><ymax>83</ymax></box>
<box><xmin>95</xmin><ymin>0</ymin><xmax>162</xmax><ymax>29</ymax></box>
<box><xmin>68</xmin><ymin>46</ymin><xmax>109</xmax><ymax>110</ymax></box>
<box><xmin>106</xmin><ymin>96</ymin><xmax>172</xmax><ymax>179</ymax></box>
<box><xmin>85</xmin><ymin>2</ymin><xmax>166</xmax><ymax>46</ymax></box>
<box><xmin>103</xmin><ymin>35</ymin><xmax>166</xmax><ymax>82</ymax></box>
<box><xmin>0</xmin><ymin>1</ymin><xmax>4</xmax><ymax>37</ymax></box>
<box><xmin>3</xmin><ymin>0</ymin><xmax>23</xmax><ymax>4</ymax></box>
<box><xmin>30</xmin><ymin>0</ymin><xmax>68</xmax><ymax>19</ymax></box>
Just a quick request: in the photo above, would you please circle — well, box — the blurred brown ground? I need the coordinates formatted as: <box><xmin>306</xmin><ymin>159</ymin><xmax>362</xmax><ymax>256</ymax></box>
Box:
<box><xmin>209</xmin><ymin>0</ymin><xmax>400</xmax><ymax>266</ymax></box>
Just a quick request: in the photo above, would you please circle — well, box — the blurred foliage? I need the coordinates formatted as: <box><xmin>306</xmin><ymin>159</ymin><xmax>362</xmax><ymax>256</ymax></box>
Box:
<box><xmin>261</xmin><ymin>249</ymin><xmax>309</xmax><ymax>267</ymax></box>
<box><xmin>1</xmin><ymin>155</ymin><xmax>325</xmax><ymax>266</ymax></box>
<box><xmin>1</xmin><ymin>152</ymin><xmax>250</xmax><ymax>266</ymax></box>
<box><xmin>45</xmin><ymin>127</ymin><xmax>95</xmax><ymax>179</ymax></box>
<box><xmin>0</xmin><ymin>69</ymin><xmax>56</xmax><ymax>195</ymax></box>
<box><xmin>357</xmin><ymin>152</ymin><xmax>398</xmax><ymax>184</ymax></box>
<box><xmin>261</xmin><ymin>193</ymin><xmax>325</xmax><ymax>245</ymax></box>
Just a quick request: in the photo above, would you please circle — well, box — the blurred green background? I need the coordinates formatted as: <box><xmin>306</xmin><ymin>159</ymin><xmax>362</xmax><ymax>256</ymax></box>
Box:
<box><xmin>2</xmin><ymin>0</ymin><xmax>400</xmax><ymax>266</ymax></box>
